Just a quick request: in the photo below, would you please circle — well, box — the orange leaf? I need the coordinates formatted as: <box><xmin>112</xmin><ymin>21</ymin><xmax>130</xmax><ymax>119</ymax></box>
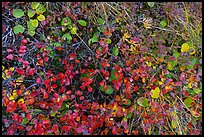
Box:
<box><xmin>76</xmin><ymin>116</ymin><xmax>80</xmax><ymax>122</ymax></box>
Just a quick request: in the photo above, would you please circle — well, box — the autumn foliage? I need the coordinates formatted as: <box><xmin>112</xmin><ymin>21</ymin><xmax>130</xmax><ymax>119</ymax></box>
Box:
<box><xmin>2</xmin><ymin>2</ymin><xmax>202</xmax><ymax>135</ymax></box>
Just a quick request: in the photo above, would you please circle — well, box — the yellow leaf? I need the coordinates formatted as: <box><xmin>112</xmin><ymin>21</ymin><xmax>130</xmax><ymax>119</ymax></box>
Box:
<box><xmin>9</xmin><ymin>90</ymin><xmax>18</xmax><ymax>100</ymax></box>
<box><xmin>37</xmin><ymin>14</ymin><xmax>45</xmax><ymax>21</ymax></box>
<box><xmin>18</xmin><ymin>98</ymin><xmax>24</xmax><ymax>103</ymax></box>
<box><xmin>171</xmin><ymin>119</ymin><xmax>178</xmax><ymax>129</ymax></box>
<box><xmin>9</xmin><ymin>96</ymin><xmax>15</xmax><ymax>100</ymax></box>
<box><xmin>146</xmin><ymin>61</ymin><xmax>152</xmax><ymax>67</ymax></box>
<box><xmin>122</xmin><ymin>32</ymin><xmax>131</xmax><ymax>42</ymax></box>
<box><xmin>191</xmin><ymin>111</ymin><xmax>201</xmax><ymax>118</ymax></box>
<box><xmin>142</xmin><ymin>77</ymin><xmax>146</xmax><ymax>83</ymax></box>
<box><xmin>158</xmin><ymin>81</ymin><xmax>163</xmax><ymax>85</ymax></box>
<box><xmin>167</xmin><ymin>61</ymin><xmax>173</xmax><ymax>70</ymax></box>
<box><xmin>151</xmin><ymin>87</ymin><xmax>160</xmax><ymax>98</ymax></box>
<box><xmin>16</xmin><ymin>78</ymin><xmax>23</xmax><ymax>83</ymax></box>
<box><xmin>181</xmin><ymin>43</ymin><xmax>190</xmax><ymax>52</ymax></box>
<box><xmin>187</xmin><ymin>82</ymin><xmax>192</xmax><ymax>88</ymax></box>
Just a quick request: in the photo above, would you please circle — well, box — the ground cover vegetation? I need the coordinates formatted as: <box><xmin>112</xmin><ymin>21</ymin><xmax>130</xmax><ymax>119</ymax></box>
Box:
<box><xmin>2</xmin><ymin>2</ymin><xmax>202</xmax><ymax>135</ymax></box>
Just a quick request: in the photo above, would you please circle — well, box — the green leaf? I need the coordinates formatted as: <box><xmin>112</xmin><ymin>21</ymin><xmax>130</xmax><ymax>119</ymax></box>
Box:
<box><xmin>112</xmin><ymin>46</ymin><xmax>119</xmax><ymax>56</ymax></box>
<box><xmin>13</xmin><ymin>25</ymin><xmax>25</xmax><ymax>34</ymax></box>
<box><xmin>37</xmin><ymin>14</ymin><xmax>45</xmax><ymax>21</ymax></box>
<box><xmin>28</xmin><ymin>29</ymin><xmax>35</xmax><ymax>36</ymax></box>
<box><xmin>62</xmin><ymin>33</ymin><xmax>72</xmax><ymax>44</ymax></box>
<box><xmin>105</xmin><ymin>86</ymin><xmax>113</xmax><ymax>95</ymax></box>
<box><xmin>194</xmin><ymin>88</ymin><xmax>201</xmax><ymax>94</ymax></box>
<box><xmin>31</xmin><ymin>19</ymin><xmax>38</xmax><ymax>27</ymax></box>
<box><xmin>36</xmin><ymin>4</ymin><xmax>46</xmax><ymax>14</ymax></box>
<box><xmin>27</xmin><ymin>10</ymin><xmax>35</xmax><ymax>18</ymax></box>
<box><xmin>61</xmin><ymin>18</ymin><xmax>71</xmax><ymax>26</ymax></box>
<box><xmin>70</xmin><ymin>27</ymin><xmax>77</xmax><ymax>34</ymax></box>
<box><xmin>34</xmin><ymin>109</ymin><xmax>42</xmax><ymax>113</ymax></box>
<box><xmin>21</xmin><ymin>118</ymin><xmax>27</xmax><ymax>125</ymax></box>
<box><xmin>171</xmin><ymin>119</ymin><xmax>178</xmax><ymax>129</ymax></box>
<box><xmin>12</xmin><ymin>9</ymin><xmax>24</xmax><ymax>18</ymax></box>
<box><xmin>184</xmin><ymin>97</ymin><xmax>195</xmax><ymax>108</ymax></box>
<box><xmin>78</xmin><ymin>20</ymin><xmax>87</xmax><ymax>26</ymax></box>
<box><xmin>125</xmin><ymin>99</ymin><xmax>131</xmax><ymax>106</ymax></box>
<box><xmin>167</xmin><ymin>60</ymin><xmax>177</xmax><ymax>70</ymax></box>
<box><xmin>97</xmin><ymin>18</ymin><xmax>105</xmax><ymax>25</ymax></box>
<box><xmin>127</xmin><ymin>112</ymin><xmax>133</xmax><ymax>119</ymax></box>
<box><xmin>110</xmin><ymin>70</ymin><xmax>117</xmax><ymax>81</ymax></box>
<box><xmin>67</xmin><ymin>24</ymin><xmax>72</xmax><ymax>29</ymax></box>
<box><xmin>27</xmin><ymin>20</ymin><xmax>35</xmax><ymax>30</ymax></box>
<box><xmin>147</xmin><ymin>2</ymin><xmax>155</xmax><ymax>8</ymax></box>
<box><xmin>106</xmin><ymin>38</ymin><xmax>112</xmax><ymax>44</ymax></box>
<box><xmin>160</xmin><ymin>20</ymin><xmax>167</xmax><ymax>28</ymax></box>
<box><xmin>53</xmin><ymin>42</ymin><xmax>61</xmax><ymax>47</ymax></box>
<box><xmin>31</xmin><ymin>2</ymin><xmax>40</xmax><ymax>9</ymax></box>
<box><xmin>88</xmin><ymin>37</ymin><xmax>98</xmax><ymax>45</ymax></box>
<box><xmin>173</xmin><ymin>51</ymin><xmax>180</xmax><ymax>58</ymax></box>
<box><xmin>51</xmin><ymin>110</ymin><xmax>56</xmax><ymax>117</ymax></box>
<box><xmin>137</xmin><ymin>97</ymin><xmax>149</xmax><ymax>107</ymax></box>
<box><xmin>166</xmin><ymin>74</ymin><xmax>172</xmax><ymax>78</ymax></box>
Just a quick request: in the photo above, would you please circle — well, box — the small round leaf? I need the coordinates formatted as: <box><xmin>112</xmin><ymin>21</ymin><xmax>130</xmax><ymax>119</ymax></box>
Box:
<box><xmin>31</xmin><ymin>2</ymin><xmax>40</xmax><ymax>9</ymax></box>
<box><xmin>27</xmin><ymin>10</ymin><xmax>35</xmax><ymax>18</ymax></box>
<box><xmin>181</xmin><ymin>43</ymin><xmax>190</xmax><ymax>52</ymax></box>
<box><xmin>12</xmin><ymin>9</ymin><xmax>24</xmax><ymax>18</ymax></box>
<box><xmin>13</xmin><ymin>24</ymin><xmax>25</xmax><ymax>34</ymax></box>
<box><xmin>112</xmin><ymin>46</ymin><xmax>119</xmax><ymax>56</ymax></box>
<box><xmin>105</xmin><ymin>86</ymin><xmax>113</xmax><ymax>95</ymax></box>
<box><xmin>160</xmin><ymin>20</ymin><xmax>167</xmax><ymax>28</ymax></box>
<box><xmin>78</xmin><ymin>20</ymin><xmax>87</xmax><ymax>27</ymax></box>
<box><xmin>147</xmin><ymin>2</ymin><xmax>155</xmax><ymax>8</ymax></box>
<box><xmin>37</xmin><ymin>14</ymin><xmax>45</xmax><ymax>21</ymax></box>
<box><xmin>184</xmin><ymin>97</ymin><xmax>195</xmax><ymax>108</ymax></box>
<box><xmin>70</xmin><ymin>27</ymin><xmax>77</xmax><ymax>34</ymax></box>
<box><xmin>31</xmin><ymin>19</ymin><xmax>39</xmax><ymax>27</ymax></box>
<box><xmin>137</xmin><ymin>97</ymin><xmax>149</xmax><ymax>107</ymax></box>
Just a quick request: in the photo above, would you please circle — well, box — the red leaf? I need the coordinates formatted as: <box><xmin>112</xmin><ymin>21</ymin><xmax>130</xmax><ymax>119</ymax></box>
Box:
<box><xmin>44</xmin><ymin>79</ymin><xmax>50</xmax><ymax>87</ymax></box>
<box><xmin>53</xmin><ymin>93</ymin><xmax>59</xmax><ymax>98</ymax></box>
<box><xmin>59</xmin><ymin>86</ymin><xmax>65</xmax><ymax>93</ymax></box>
<box><xmin>23</xmin><ymin>61</ymin><xmax>29</xmax><ymax>66</ymax></box>
<box><xmin>6</xmin><ymin>54</ymin><xmax>14</xmax><ymax>60</ymax></box>
<box><xmin>56</xmin><ymin>46</ymin><xmax>63</xmax><ymax>51</ymax></box>
<box><xmin>104</xmin><ymin>29</ymin><xmax>112</xmax><ymax>36</ymax></box>
<box><xmin>20</xmin><ymin>45</ymin><xmax>27</xmax><ymax>50</ymax></box>
<box><xmin>7</xmin><ymin>49</ymin><xmax>13</xmax><ymax>53</ymax></box>
<box><xmin>52</xmin><ymin>124</ymin><xmax>59</xmax><ymax>132</ymax></box>
<box><xmin>12</xmin><ymin>113</ymin><xmax>18</xmax><ymax>121</ymax></box>
<box><xmin>99</xmin><ymin>80</ymin><xmax>105</xmax><ymax>86</ymax></box>
<box><xmin>69</xmin><ymin>52</ymin><xmax>76</xmax><ymax>60</ymax></box>
<box><xmin>6</xmin><ymin>101</ymin><xmax>17</xmax><ymax>113</ymax></box>
<box><xmin>27</xmin><ymin>68</ymin><xmax>36</xmax><ymax>76</ymax></box>
<box><xmin>16</xmin><ymin>68</ymin><xmax>24</xmax><ymax>75</ymax></box>
<box><xmin>52</xmin><ymin>84</ymin><xmax>58</xmax><ymax>89</ymax></box>
<box><xmin>151</xmin><ymin>85</ymin><xmax>156</xmax><ymax>90</ymax></box>
<box><xmin>112</xmin><ymin>126</ymin><xmax>117</xmax><ymax>134</ymax></box>
<box><xmin>134</xmin><ymin>86</ymin><xmax>139</xmax><ymax>92</ymax></box>
<box><xmin>44</xmin><ymin>56</ymin><xmax>49</xmax><ymax>62</ymax></box>
<box><xmin>43</xmin><ymin>91</ymin><xmax>49</xmax><ymax>99</ymax></box>
<box><xmin>88</xmin><ymin>87</ymin><xmax>92</xmax><ymax>92</ymax></box>
<box><xmin>36</xmin><ymin>78</ymin><xmax>42</xmax><ymax>84</ymax></box>
<box><xmin>61</xmin><ymin>125</ymin><xmax>70</xmax><ymax>132</ymax></box>
<box><xmin>26</xmin><ymin>113</ymin><xmax>32</xmax><ymax>121</ymax></box>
